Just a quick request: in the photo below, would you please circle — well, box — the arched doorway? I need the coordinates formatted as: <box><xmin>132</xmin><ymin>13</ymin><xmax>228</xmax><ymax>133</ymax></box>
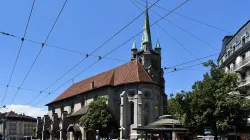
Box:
<box><xmin>67</xmin><ymin>124</ymin><xmax>82</xmax><ymax>140</ymax></box>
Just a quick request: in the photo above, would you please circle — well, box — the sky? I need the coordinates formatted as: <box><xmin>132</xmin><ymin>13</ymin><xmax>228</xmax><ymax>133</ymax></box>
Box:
<box><xmin>0</xmin><ymin>0</ymin><xmax>249</xmax><ymax>117</ymax></box>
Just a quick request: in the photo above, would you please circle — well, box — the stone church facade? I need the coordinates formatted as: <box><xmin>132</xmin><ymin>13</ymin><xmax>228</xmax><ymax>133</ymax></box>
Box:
<box><xmin>36</xmin><ymin>5</ymin><xmax>167</xmax><ymax>140</ymax></box>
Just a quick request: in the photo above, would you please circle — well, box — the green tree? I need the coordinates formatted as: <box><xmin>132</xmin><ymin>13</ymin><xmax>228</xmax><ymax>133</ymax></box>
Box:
<box><xmin>79</xmin><ymin>97</ymin><xmax>119</xmax><ymax>138</ymax></box>
<box><xmin>32</xmin><ymin>127</ymin><xmax>36</xmax><ymax>137</ymax></box>
<box><xmin>169</xmin><ymin>60</ymin><xmax>250</xmax><ymax>140</ymax></box>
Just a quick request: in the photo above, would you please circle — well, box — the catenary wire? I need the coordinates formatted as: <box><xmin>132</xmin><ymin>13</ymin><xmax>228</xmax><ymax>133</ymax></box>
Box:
<box><xmin>164</xmin><ymin>52</ymin><xmax>219</xmax><ymax>69</ymax></box>
<box><xmin>139</xmin><ymin>0</ymin><xmax>232</xmax><ymax>34</ymax></box>
<box><xmin>20</xmin><ymin>0</ymin><xmax>161</xmax><ymax>109</ymax></box>
<box><xmin>41</xmin><ymin>0</ymin><xmax>160</xmax><ymax>93</ymax></box>
<box><xmin>0</xmin><ymin>83</ymin><xmax>54</xmax><ymax>94</ymax></box>
<box><xmin>27</xmin><ymin>0</ymin><xmax>161</xmax><ymax>108</ymax></box>
<box><xmin>8</xmin><ymin>0</ymin><xmax>68</xmax><ymax>110</ymax></box>
<box><xmin>180</xmin><ymin>68</ymin><xmax>209</xmax><ymax>72</ymax></box>
<box><xmin>32</xmin><ymin>0</ymin><xmax>190</xmax><ymax>107</ymax></box>
<box><xmin>132</xmin><ymin>0</ymin><xmax>219</xmax><ymax>51</ymax></box>
<box><xmin>130</xmin><ymin>0</ymin><xmax>202</xmax><ymax>63</ymax></box>
<box><xmin>1</xmin><ymin>0</ymin><xmax>36</xmax><ymax>106</ymax></box>
<box><xmin>165</xmin><ymin>58</ymin><xmax>217</xmax><ymax>74</ymax></box>
<box><xmin>0</xmin><ymin>32</ymin><xmax>128</xmax><ymax>62</ymax></box>
<box><xmin>1</xmin><ymin>52</ymin><xmax>218</xmax><ymax>101</ymax></box>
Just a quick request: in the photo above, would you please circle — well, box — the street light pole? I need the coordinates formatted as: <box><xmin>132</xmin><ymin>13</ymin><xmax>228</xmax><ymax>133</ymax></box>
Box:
<box><xmin>119</xmin><ymin>126</ymin><xmax>125</xmax><ymax>139</ymax></box>
<box><xmin>96</xmin><ymin>130</ymin><xmax>99</xmax><ymax>140</ymax></box>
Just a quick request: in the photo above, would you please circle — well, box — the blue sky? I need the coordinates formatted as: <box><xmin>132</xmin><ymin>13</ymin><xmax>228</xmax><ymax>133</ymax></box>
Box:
<box><xmin>0</xmin><ymin>0</ymin><xmax>249</xmax><ymax>114</ymax></box>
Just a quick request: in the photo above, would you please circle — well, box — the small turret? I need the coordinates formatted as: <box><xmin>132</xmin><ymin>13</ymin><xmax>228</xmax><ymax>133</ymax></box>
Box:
<box><xmin>131</xmin><ymin>40</ymin><xmax>137</xmax><ymax>60</ymax></box>
<box><xmin>155</xmin><ymin>39</ymin><xmax>161</xmax><ymax>54</ymax></box>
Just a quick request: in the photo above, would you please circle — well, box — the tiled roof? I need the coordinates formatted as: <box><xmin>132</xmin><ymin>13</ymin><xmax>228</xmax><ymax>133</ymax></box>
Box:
<box><xmin>47</xmin><ymin>60</ymin><xmax>154</xmax><ymax>105</ymax></box>
<box><xmin>0</xmin><ymin>111</ymin><xmax>36</xmax><ymax>120</ymax></box>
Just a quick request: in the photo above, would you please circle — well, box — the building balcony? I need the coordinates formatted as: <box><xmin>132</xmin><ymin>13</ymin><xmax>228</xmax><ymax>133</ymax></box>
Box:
<box><xmin>234</xmin><ymin>56</ymin><xmax>250</xmax><ymax>72</ymax></box>
<box><xmin>239</xmin><ymin>76</ymin><xmax>250</xmax><ymax>87</ymax></box>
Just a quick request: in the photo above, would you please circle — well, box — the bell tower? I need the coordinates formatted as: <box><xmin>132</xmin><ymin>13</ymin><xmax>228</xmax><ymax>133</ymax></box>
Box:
<box><xmin>130</xmin><ymin>1</ymin><xmax>164</xmax><ymax>87</ymax></box>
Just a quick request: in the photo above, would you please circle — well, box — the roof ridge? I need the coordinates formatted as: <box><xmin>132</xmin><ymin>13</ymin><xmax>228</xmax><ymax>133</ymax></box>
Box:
<box><xmin>108</xmin><ymin>70</ymin><xmax>115</xmax><ymax>85</ymax></box>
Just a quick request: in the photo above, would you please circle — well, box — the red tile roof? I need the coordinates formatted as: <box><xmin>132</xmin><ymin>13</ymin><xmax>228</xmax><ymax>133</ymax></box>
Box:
<box><xmin>48</xmin><ymin>60</ymin><xmax>154</xmax><ymax>105</ymax></box>
<box><xmin>0</xmin><ymin>111</ymin><xmax>36</xmax><ymax>120</ymax></box>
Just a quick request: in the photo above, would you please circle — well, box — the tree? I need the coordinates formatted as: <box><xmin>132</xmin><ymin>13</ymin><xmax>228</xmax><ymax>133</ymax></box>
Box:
<box><xmin>32</xmin><ymin>127</ymin><xmax>36</xmax><ymax>137</ymax></box>
<box><xmin>79</xmin><ymin>97</ymin><xmax>119</xmax><ymax>138</ymax></box>
<box><xmin>168</xmin><ymin>60</ymin><xmax>250</xmax><ymax>140</ymax></box>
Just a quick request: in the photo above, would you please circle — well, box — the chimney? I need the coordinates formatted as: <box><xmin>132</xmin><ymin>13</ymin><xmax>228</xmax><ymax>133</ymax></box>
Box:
<box><xmin>91</xmin><ymin>81</ymin><xmax>94</xmax><ymax>89</ymax></box>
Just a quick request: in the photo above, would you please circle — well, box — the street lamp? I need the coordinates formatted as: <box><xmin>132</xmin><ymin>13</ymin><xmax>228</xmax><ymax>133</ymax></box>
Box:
<box><xmin>119</xmin><ymin>126</ymin><xmax>125</xmax><ymax>139</ymax></box>
<box><xmin>96</xmin><ymin>130</ymin><xmax>99</xmax><ymax>140</ymax></box>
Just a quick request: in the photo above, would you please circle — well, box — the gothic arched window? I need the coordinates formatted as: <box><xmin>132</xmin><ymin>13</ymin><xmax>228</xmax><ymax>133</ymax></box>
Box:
<box><xmin>144</xmin><ymin>103</ymin><xmax>149</xmax><ymax>125</ymax></box>
<box><xmin>130</xmin><ymin>102</ymin><xmax>134</xmax><ymax>124</ymax></box>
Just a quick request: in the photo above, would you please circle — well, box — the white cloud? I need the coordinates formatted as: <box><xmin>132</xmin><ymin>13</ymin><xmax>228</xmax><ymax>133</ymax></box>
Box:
<box><xmin>0</xmin><ymin>105</ymin><xmax>48</xmax><ymax>118</ymax></box>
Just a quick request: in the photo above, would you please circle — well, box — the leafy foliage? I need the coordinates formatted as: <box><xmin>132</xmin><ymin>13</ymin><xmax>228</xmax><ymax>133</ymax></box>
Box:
<box><xmin>32</xmin><ymin>127</ymin><xmax>36</xmax><ymax>137</ymax></box>
<box><xmin>79</xmin><ymin>97</ymin><xmax>119</xmax><ymax>137</ymax></box>
<box><xmin>168</xmin><ymin>60</ymin><xmax>250</xmax><ymax>139</ymax></box>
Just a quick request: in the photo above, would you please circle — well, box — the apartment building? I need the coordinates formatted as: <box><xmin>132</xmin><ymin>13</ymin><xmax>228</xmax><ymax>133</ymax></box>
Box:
<box><xmin>218</xmin><ymin>20</ymin><xmax>250</xmax><ymax>96</ymax></box>
<box><xmin>0</xmin><ymin>111</ymin><xmax>36</xmax><ymax>140</ymax></box>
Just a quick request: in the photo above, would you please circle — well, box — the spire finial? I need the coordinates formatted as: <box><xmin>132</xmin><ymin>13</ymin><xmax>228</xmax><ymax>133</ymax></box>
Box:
<box><xmin>132</xmin><ymin>40</ymin><xmax>137</xmax><ymax>50</ymax></box>
<box><xmin>156</xmin><ymin>39</ymin><xmax>161</xmax><ymax>48</ymax></box>
<box><xmin>141</xmin><ymin>0</ymin><xmax>152</xmax><ymax>49</ymax></box>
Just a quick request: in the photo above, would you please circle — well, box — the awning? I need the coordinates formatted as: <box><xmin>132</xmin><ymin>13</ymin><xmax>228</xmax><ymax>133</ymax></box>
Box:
<box><xmin>133</xmin><ymin>115</ymin><xmax>188</xmax><ymax>132</ymax></box>
<box><xmin>133</xmin><ymin>127</ymin><xmax>188</xmax><ymax>132</ymax></box>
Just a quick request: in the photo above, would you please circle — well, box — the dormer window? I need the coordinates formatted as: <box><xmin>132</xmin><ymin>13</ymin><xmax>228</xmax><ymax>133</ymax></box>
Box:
<box><xmin>242</xmin><ymin>36</ymin><xmax>246</xmax><ymax>45</ymax></box>
<box><xmin>90</xmin><ymin>81</ymin><xmax>94</xmax><ymax>89</ymax></box>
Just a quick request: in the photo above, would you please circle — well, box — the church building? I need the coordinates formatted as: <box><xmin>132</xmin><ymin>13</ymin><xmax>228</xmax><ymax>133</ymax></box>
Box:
<box><xmin>36</xmin><ymin>4</ymin><xmax>167</xmax><ymax>140</ymax></box>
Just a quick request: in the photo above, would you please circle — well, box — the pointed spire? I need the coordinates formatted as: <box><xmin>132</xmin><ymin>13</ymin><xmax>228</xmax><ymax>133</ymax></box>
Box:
<box><xmin>131</xmin><ymin>40</ymin><xmax>137</xmax><ymax>50</ymax></box>
<box><xmin>156</xmin><ymin>39</ymin><xmax>161</xmax><ymax>48</ymax></box>
<box><xmin>131</xmin><ymin>40</ymin><xmax>137</xmax><ymax>61</ymax></box>
<box><xmin>141</xmin><ymin>0</ymin><xmax>152</xmax><ymax>46</ymax></box>
<box><xmin>155</xmin><ymin>39</ymin><xmax>161</xmax><ymax>54</ymax></box>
